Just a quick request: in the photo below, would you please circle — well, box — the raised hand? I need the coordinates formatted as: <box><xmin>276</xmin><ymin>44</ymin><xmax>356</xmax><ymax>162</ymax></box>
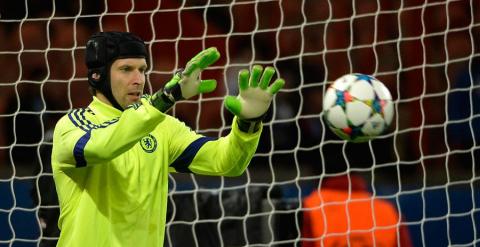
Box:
<box><xmin>224</xmin><ymin>65</ymin><xmax>284</xmax><ymax>119</ymax></box>
<box><xmin>165</xmin><ymin>47</ymin><xmax>220</xmax><ymax>100</ymax></box>
<box><xmin>151</xmin><ymin>47</ymin><xmax>220</xmax><ymax>112</ymax></box>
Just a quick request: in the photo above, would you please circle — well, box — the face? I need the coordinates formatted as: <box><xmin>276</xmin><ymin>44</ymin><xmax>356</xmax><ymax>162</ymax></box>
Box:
<box><xmin>109</xmin><ymin>58</ymin><xmax>147</xmax><ymax>109</ymax></box>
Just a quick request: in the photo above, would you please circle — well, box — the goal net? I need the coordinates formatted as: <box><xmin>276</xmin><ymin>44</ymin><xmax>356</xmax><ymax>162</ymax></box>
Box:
<box><xmin>0</xmin><ymin>0</ymin><xmax>479</xmax><ymax>246</ymax></box>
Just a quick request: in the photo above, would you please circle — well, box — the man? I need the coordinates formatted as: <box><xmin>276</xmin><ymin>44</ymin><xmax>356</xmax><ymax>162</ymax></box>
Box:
<box><xmin>302</xmin><ymin>173</ymin><xmax>413</xmax><ymax>247</ymax></box>
<box><xmin>51</xmin><ymin>31</ymin><xmax>284</xmax><ymax>246</ymax></box>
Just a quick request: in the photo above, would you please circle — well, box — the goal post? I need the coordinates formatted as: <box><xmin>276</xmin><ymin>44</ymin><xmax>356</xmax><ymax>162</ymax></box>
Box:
<box><xmin>0</xmin><ymin>0</ymin><xmax>479</xmax><ymax>246</ymax></box>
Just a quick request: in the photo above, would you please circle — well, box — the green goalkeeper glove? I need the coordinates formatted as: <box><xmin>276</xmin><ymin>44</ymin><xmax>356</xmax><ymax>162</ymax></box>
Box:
<box><xmin>224</xmin><ymin>65</ymin><xmax>285</xmax><ymax>133</ymax></box>
<box><xmin>151</xmin><ymin>47</ymin><xmax>220</xmax><ymax>112</ymax></box>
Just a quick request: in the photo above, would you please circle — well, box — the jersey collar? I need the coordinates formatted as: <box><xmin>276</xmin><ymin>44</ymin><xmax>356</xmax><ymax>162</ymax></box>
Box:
<box><xmin>90</xmin><ymin>96</ymin><xmax>123</xmax><ymax>120</ymax></box>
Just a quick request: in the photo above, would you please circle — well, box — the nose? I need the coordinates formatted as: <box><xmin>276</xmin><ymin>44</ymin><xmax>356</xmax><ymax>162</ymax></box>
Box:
<box><xmin>133</xmin><ymin>70</ymin><xmax>145</xmax><ymax>85</ymax></box>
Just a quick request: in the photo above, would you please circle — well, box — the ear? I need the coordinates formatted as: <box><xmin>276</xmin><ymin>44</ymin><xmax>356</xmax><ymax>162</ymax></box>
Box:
<box><xmin>92</xmin><ymin>72</ymin><xmax>101</xmax><ymax>81</ymax></box>
<box><xmin>87</xmin><ymin>68</ymin><xmax>106</xmax><ymax>89</ymax></box>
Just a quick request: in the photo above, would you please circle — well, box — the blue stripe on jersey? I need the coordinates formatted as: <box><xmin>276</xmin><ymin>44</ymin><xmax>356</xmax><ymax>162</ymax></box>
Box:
<box><xmin>79</xmin><ymin>108</ymin><xmax>94</xmax><ymax>126</ymax></box>
<box><xmin>68</xmin><ymin>108</ymin><xmax>119</xmax><ymax>167</ymax></box>
<box><xmin>74</xmin><ymin>109</ymin><xmax>88</xmax><ymax>126</ymax></box>
<box><xmin>73</xmin><ymin>131</ymin><xmax>91</xmax><ymax>167</ymax></box>
<box><xmin>68</xmin><ymin>108</ymin><xmax>119</xmax><ymax>131</ymax></box>
<box><xmin>68</xmin><ymin>110</ymin><xmax>90</xmax><ymax>132</ymax></box>
<box><xmin>170</xmin><ymin>136</ymin><xmax>216</xmax><ymax>173</ymax></box>
<box><xmin>86</xmin><ymin>107</ymin><xmax>95</xmax><ymax>115</ymax></box>
<box><xmin>96</xmin><ymin>118</ymin><xmax>119</xmax><ymax>128</ymax></box>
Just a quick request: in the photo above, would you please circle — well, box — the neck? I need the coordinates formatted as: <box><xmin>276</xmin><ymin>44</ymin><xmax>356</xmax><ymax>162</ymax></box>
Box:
<box><xmin>95</xmin><ymin>92</ymin><xmax>111</xmax><ymax>106</ymax></box>
<box><xmin>96</xmin><ymin>92</ymin><xmax>124</xmax><ymax>110</ymax></box>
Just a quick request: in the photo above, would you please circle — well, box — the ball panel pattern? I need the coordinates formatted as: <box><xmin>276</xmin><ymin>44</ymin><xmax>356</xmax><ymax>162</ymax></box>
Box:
<box><xmin>323</xmin><ymin>73</ymin><xmax>394</xmax><ymax>142</ymax></box>
<box><xmin>326</xmin><ymin>105</ymin><xmax>349</xmax><ymax>129</ymax></box>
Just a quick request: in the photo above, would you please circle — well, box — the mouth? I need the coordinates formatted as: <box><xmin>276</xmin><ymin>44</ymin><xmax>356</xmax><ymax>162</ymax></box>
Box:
<box><xmin>128</xmin><ymin>92</ymin><xmax>141</xmax><ymax>101</ymax></box>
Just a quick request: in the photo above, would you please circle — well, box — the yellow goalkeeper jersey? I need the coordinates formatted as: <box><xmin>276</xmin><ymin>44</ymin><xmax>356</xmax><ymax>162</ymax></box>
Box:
<box><xmin>51</xmin><ymin>96</ymin><xmax>261</xmax><ymax>247</ymax></box>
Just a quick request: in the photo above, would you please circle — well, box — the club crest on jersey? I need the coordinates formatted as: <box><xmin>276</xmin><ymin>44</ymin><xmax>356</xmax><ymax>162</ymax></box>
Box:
<box><xmin>140</xmin><ymin>134</ymin><xmax>157</xmax><ymax>153</ymax></box>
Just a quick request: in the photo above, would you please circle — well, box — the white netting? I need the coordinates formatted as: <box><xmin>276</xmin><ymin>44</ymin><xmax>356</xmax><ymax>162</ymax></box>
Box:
<box><xmin>0</xmin><ymin>0</ymin><xmax>479</xmax><ymax>246</ymax></box>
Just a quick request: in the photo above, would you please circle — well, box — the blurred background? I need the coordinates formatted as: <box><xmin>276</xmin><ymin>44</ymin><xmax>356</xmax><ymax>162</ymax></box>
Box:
<box><xmin>0</xmin><ymin>0</ymin><xmax>479</xmax><ymax>246</ymax></box>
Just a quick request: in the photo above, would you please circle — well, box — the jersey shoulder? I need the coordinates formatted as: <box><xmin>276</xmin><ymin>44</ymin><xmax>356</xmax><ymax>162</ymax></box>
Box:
<box><xmin>55</xmin><ymin>107</ymin><xmax>100</xmax><ymax>133</ymax></box>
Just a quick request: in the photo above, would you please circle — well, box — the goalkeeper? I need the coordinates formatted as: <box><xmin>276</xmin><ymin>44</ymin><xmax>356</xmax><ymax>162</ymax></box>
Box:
<box><xmin>51</xmin><ymin>31</ymin><xmax>284</xmax><ymax>246</ymax></box>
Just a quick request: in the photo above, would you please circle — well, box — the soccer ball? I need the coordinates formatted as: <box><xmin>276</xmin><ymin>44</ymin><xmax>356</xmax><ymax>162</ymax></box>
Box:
<box><xmin>323</xmin><ymin>73</ymin><xmax>394</xmax><ymax>142</ymax></box>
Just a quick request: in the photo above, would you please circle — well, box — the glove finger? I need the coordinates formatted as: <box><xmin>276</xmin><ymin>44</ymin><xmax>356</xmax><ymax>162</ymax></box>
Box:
<box><xmin>267</xmin><ymin>78</ymin><xmax>285</xmax><ymax>95</ymax></box>
<box><xmin>238</xmin><ymin>69</ymin><xmax>249</xmax><ymax>91</ymax></box>
<box><xmin>259</xmin><ymin>66</ymin><xmax>276</xmax><ymax>90</ymax></box>
<box><xmin>197</xmin><ymin>47</ymin><xmax>220</xmax><ymax>69</ymax></box>
<box><xmin>183</xmin><ymin>63</ymin><xmax>199</xmax><ymax>77</ymax></box>
<box><xmin>224</xmin><ymin>95</ymin><xmax>242</xmax><ymax>116</ymax></box>
<box><xmin>184</xmin><ymin>47</ymin><xmax>220</xmax><ymax>76</ymax></box>
<box><xmin>198</xmin><ymin>79</ymin><xmax>217</xmax><ymax>94</ymax></box>
<box><xmin>249</xmin><ymin>65</ymin><xmax>263</xmax><ymax>87</ymax></box>
<box><xmin>165</xmin><ymin>73</ymin><xmax>182</xmax><ymax>89</ymax></box>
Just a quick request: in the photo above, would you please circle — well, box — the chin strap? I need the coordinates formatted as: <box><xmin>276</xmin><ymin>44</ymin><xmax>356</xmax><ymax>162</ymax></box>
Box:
<box><xmin>89</xmin><ymin>68</ymin><xmax>124</xmax><ymax>111</ymax></box>
<box><xmin>102</xmin><ymin>86</ymin><xmax>124</xmax><ymax>111</ymax></box>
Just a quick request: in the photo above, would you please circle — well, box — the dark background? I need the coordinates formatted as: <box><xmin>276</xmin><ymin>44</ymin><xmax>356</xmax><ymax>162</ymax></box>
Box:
<box><xmin>0</xmin><ymin>0</ymin><xmax>479</xmax><ymax>246</ymax></box>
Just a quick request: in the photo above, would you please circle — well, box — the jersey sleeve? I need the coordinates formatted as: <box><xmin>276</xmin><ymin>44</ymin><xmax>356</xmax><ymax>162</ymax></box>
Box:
<box><xmin>52</xmin><ymin>97</ymin><xmax>166</xmax><ymax>169</ymax></box>
<box><xmin>167</xmin><ymin>116</ymin><xmax>261</xmax><ymax>176</ymax></box>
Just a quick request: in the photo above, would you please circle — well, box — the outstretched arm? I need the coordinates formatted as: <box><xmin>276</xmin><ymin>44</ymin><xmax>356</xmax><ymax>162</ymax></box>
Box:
<box><xmin>173</xmin><ymin>65</ymin><xmax>284</xmax><ymax>176</ymax></box>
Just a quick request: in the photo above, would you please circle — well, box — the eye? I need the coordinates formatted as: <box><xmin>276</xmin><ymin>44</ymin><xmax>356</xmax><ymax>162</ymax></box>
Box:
<box><xmin>120</xmin><ymin>66</ymin><xmax>132</xmax><ymax>72</ymax></box>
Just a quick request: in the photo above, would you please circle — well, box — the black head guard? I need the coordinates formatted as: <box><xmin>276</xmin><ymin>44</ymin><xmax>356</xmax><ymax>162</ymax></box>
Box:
<box><xmin>85</xmin><ymin>31</ymin><xmax>148</xmax><ymax>110</ymax></box>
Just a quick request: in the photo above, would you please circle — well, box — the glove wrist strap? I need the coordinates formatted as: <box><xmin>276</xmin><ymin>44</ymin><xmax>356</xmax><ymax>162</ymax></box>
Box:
<box><xmin>164</xmin><ymin>70</ymin><xmax>184</xmax><ymax>102</ymax></box>
<box><xmin>236</xmin><ymin>116</ymin><xmax>263</xmax><ymax>134</ymax></box>
<box><xmin>151</xmin><ymin>91</ymin><xmax>175</xmax><ymax>113</ymax></box>
<box><xmin>151</xmin><ymin>70</ymin><xmax>186</xmax><ymax>112</ymax></box>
